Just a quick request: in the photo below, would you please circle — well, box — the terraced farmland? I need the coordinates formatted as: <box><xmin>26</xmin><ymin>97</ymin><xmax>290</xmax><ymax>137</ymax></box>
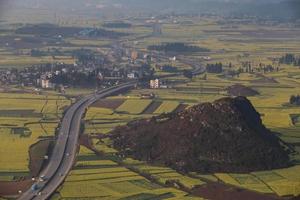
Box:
<box><xmin>1</xmin><ymin>15</ymin><xmax>300</xmax><ymax>200</ymax></box>
<box><xmin>56</xmin><ymin>146</ymin><xmax>202</xmax><ymax>200</ymax></box>
<box><xmin>0</xmin><ymin>92</ymin><xmax>70</xmax><ymax>180</ymax></box>
<box><xmin>60</xmin><ymin>63</ymin><xmax>300</xmax><ymax>199</ymax></box>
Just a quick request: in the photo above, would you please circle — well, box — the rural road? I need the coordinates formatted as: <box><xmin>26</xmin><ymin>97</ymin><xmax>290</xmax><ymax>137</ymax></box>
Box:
<box><xmin>18</xmin><ymin>82</ymin><xmax>136</xmax><ymax>200</ymax></box>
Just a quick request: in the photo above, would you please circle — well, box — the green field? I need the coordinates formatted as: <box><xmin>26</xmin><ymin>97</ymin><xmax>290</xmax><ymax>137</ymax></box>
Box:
<box><xmin>64</xmin><ymin>61</ymin><xmax>300</xmax><ymax>199</ymax></box>
<box><xmin>1</xmin><ymin>15</ymin><xmax>300</xmax><ymax>200</ymax></box>
<box><xmin>116</xmin><ymin>99</ymin><xmax>153</xmax><ymax>114</ymax></box>
<box><xmin>0</xmin><ymin>92</ymin><xmax>70</xmax><ymax>180</ymax></box>
<box><xmin>56</xmin><ymin>146</ymin><xmax>203</xmax><ymax>200</ymax></box>
<box><xmin>154</xmin><ymin>101</ymin><xmax>179</xmax><ymax>114</ymax></box>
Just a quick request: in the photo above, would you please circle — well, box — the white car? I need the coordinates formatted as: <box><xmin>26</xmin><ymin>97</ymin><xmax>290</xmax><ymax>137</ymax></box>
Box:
<box><xmin>39</xmin><ymin>175</ymin><xmax>47</xmax><ymax>182</ymax></box>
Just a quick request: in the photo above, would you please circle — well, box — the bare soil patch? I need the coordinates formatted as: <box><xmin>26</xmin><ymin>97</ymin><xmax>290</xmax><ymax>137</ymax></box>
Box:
<box><xmin>174</xmin><ymin>104</ymin><xmax>189</xmax><ymax>112</ymax></box>
<box><xmin>29</xmin><ymin>138</ymin><xmax>54</xmax><ymax>177</ymax></box>
<box><xmin>191</xmin><ymin>182</ymin><xmax>281</xmax><ymax>200</ymax></box>
<box><xmin>252</xmin><ymin>74</ymin><xmax>279</xmax><ymax>84</ymax></box>
<box><xmin>227</xmin><ymin>84</ymin><xmax>259</xmax><ymax>97</ymax></box>
<box><xmin>143</xmin><ymin>101</ymin><xmax>163</xmax><ymax>114</ymax></box>
<box><xmin>78</xmin><ymin>134</ymin><xmax>103</xmax><ymax>156</ymax></box>
<box><xmin>0</xmin><ymin>179</ymin><xmax>33</xmax><ymax>197</ymax></box>
<box><xmin>91</xmin><ymin>99</ymin><xmax>125</xmax><ymax>110</ymax></box>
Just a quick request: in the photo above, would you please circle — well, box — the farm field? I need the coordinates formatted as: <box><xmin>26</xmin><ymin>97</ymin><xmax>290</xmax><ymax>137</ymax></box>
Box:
<box><xmin>84</xmin><ymin>97</ymin><xmax>189</xmax><ymax>135</ymax></box>
<box><xmin>116</xmin><ymin>99</ymin><xmax>153</xmax><ymax>114</ymax></box>
<box><xmin>0</xmin><ymin>54</ymin><xmax>75</xmax><ymax>68</ymax></box>
<box><xmin>1</xmin><ymin>14</ymin><xmax>300</xmax><ymax>200</ymax></box>
<box><xmin>51</xmin><ymin>97</ymin><xmax>207</xmax><ymax>199</ymax></box>
<box><xmin>55</xmin><ymin>146</ymin><xmax>203</xmax><ymax>200</ymax></box>
<box><xmin>153</xmin><ymin>101</ymin><xmax>179</xmax><ymax>114</ymax></box>
<box><xmin>0</xmin><ymin>92</ymin><xmax>70</xmax><ymax>181</ymax></box>
<box><xmin>55</xmin><ymin>62</ymin><xmax>300</xmax><ymax>199</ymax></box>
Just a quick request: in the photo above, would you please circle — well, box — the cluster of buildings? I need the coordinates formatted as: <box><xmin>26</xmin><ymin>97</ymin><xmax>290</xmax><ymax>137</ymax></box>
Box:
<box><xmin>0</xmin><ymin>67</ymin><xmax>39</xmax><ymax>87</ymax></box>
<box><xmin>1</xmin><ymin>49</ymin><xmax>144</xmax><ymax>90</ymax></box>
<box><xmin>0</xmin><ymin>56</ymin><xmax>154</xmax><ymax>91</ymax></box>
<box><xmin>0</xmin><ymin>41</ymin><xmax>175</xmax><ymax>91</ymax></box>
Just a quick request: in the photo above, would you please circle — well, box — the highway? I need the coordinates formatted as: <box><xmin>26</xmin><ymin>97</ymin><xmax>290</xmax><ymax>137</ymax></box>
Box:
<box><xmin>18</xmin><ymin>82</ymin><xmax>136</xmax><ymax>200</ymax></box>
<box><xmin>17</xmin><ymin>54</ymin><xmax>205</xmax><ymax>200</ymax></box>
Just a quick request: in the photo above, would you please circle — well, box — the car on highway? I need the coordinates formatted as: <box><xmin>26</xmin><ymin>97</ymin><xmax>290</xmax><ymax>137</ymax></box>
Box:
<box><xmin>31</xmin><ymin>183</ymin><xmax>39</xmax><ymax>192</ymax></box>
<box><xmin>39</xmin><ymin>175</ymin><xmax>47</xmax><ymax>182</ymax></box>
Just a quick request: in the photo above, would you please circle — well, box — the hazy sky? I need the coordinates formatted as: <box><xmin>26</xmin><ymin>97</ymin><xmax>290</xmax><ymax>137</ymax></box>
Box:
<box><xmin>0</xmin><ymin>0</ymin><xmax>298</xmax><ymax>22</ymax></box>
<box><xmin>0</xmin><ymin>0</ymin><xmax>8</xmax><ymax>18</ymax></box>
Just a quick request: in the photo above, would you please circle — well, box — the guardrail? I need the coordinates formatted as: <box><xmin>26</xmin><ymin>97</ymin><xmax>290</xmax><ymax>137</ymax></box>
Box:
<box><xmin>18</xmin><ymin>81</ymin><xmax>137</xmax><ymax>200</ymax></box>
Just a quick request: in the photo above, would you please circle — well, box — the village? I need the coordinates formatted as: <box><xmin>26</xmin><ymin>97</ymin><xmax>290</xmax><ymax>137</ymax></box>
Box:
<box><xmin>0</xmin><ymin>46</ymin><xmax>173</xmax><ymax>93</ymax></box>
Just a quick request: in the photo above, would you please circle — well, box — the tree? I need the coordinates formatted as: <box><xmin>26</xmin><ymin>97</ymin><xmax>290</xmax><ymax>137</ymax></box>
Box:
<box><xmin>183</xmin><ymin>70</ymin><xmax>193</xmax><ymax>79</ymax></box>
<box><xmin>279</xmin><ymin>54</ymin><xmax>300</xmax><ymax>66</ymax></box>
<box><xmin>290</xmin><ymin>95</ymin><xmax>296</xmax><ymax>104</ymax></box>
<box><xmin>148</xmin><ymin>43</ymin><xmax>210</xmax><ymax>53</ymax></box>
<box><xmin>206</xmin><ymin>63</ymin><xmax>223</xmax><ymax>74</ymax></box>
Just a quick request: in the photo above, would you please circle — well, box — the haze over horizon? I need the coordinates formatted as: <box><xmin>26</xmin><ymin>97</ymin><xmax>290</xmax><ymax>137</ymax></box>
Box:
<box><xmin>1</xmin><ymin>0</ymin><xmax>300</xmax><ymax>199</ymax></box>
<box><xmin>0</xmin><ymin>0</ymin><xmax>299</xmax><ymax>22</ymax></box>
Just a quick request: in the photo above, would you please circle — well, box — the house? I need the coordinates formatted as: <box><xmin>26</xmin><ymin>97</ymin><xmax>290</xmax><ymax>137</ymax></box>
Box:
<box><xmin>127</xmin><ymin>73</ymin><xmax>137</xmax><ymax>79</ymax></box>
<box><xmin>150</xmin><ymin>79</ymin><xmax>160</xmax><ymax>89</ymax></box>
<box><xmin>40</xmin><ymin>79</ymin><xmax>54</xmax><ymax>89</ymax></box>
<box><xmin>169</xmin><ymin>56</ymin><xmax>176</xmax><ymax>61</ymax></box>
<box><xmin>131</xmin><ymin>51</ymin><xmax>138</xmax><ymax>60</ymax></box>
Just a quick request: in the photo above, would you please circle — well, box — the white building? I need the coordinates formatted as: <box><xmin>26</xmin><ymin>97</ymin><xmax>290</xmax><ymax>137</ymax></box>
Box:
<box><xmin>41</xmin><ymin>79</ymin><xmax>54</xmax><ymax>89</ymax></box>
<box><xmin>169</xmin><ymin>56</ymin><xmax>176</xmax><ymax>61</ymax></box>
<box><xmin>127</xmin><ymin>73</ymin><xmax>137</xmax><ymax>79</ymax></box>
<box><xmin>150</xmin><ymin>79</ymin><xmax>160</xmax><ymax>89</ymax></box>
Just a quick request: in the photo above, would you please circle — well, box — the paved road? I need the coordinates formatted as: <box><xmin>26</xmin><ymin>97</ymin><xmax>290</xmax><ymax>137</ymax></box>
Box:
<box><xmin>148</xmin><ymin>52</ymin><xmax>206</xmax><ymax>76</ymax></box>
<box><xmin>17</xmin><ymin>54</ymin><xmax>205</xmax><ymax>200</ymax></box>
<box><xmin>18</xmin><ymin>82</ymin><xmax>136</xmax><ymax>200</ymax></box>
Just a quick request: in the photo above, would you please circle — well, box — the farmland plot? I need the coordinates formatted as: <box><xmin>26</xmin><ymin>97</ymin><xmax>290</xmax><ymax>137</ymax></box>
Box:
<box><xmin>116</xmin><ymin>99</ymin><xmax>152</xmax><ymax>114</ymax></box>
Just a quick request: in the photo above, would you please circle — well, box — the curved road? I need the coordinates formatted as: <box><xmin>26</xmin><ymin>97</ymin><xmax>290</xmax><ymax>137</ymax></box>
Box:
<box><xmin>18</xmin><ymin>82</ymin><xmax>136</xmax><ymax>200</ymax></box>
<box><xmin>18</xmin><ymin>57</ymin><xmax>205</xmax><ymax>200</ymax></box>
